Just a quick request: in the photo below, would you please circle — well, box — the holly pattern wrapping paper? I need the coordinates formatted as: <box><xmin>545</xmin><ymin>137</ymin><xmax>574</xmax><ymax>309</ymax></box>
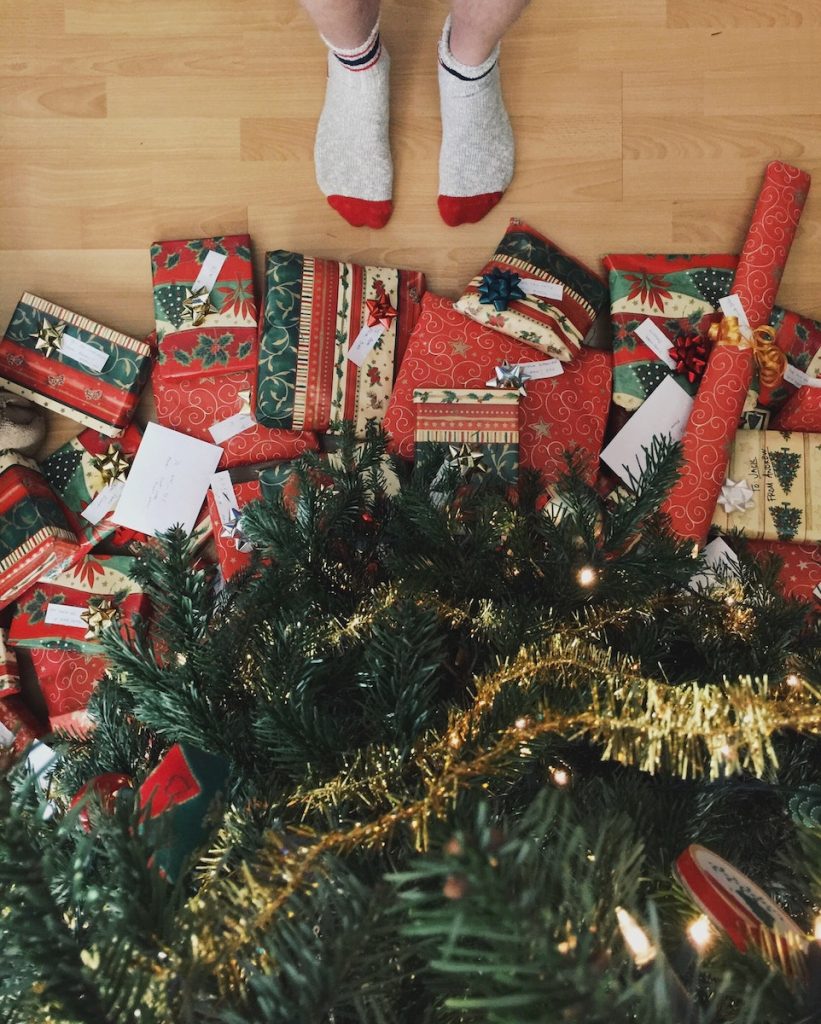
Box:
<box><xmin>0</xmin><ymin>627</ymin><xmax>20</xmax><ymax>698</ymax></box>
<box><xmin>28</xmin><ymin>647</ymin><xmax>108</xmax><ymax>733</ymax></box>
<box><xmin>0</xmin><ymin>294</ymin><xmax>154</xmax><ymax>436</ymax></box>
<box><xmin>9</xmin><ymin>555</ymin><xmax>147</xmax><ymax>657</ymax></box>
<box><xmin>413</xmin><ymin>388</ymin><xmax>520</xmax><ymax>488</ymax></box>
<box><xmin>662</xmin><ymin>162</ymin><xmax>812</xmax><ymax>545</ymax></box>
<box><xmin>711</xmin><ymin>431</ymin><xmax>820</xmax><ymax>545</ymax></box>
<box><xmin>256</xmin><ymin>250</ymin><xmax>425</xmax><ymax>436</ymax></box>
<box><xmin>0</xmin><ymin>453</ymin><xmax>80</xmax><ymax>612</ymax></box>
<box><xmin>454</xmin><ymin>218</ymin><xmax>607</xmax><ymax>362</ymax></box>
<box><xmin>383</xmin><ymin>293</ymin><xmax>611</xmax><ymax>490</ymax></box>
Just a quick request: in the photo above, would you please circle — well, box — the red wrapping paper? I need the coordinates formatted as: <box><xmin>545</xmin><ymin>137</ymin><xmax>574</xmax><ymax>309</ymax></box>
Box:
<box><xmin>663</xmin><ymin>162</ymin><xmax>811</xmax><ymax>544</ymax></box>
<box><xmin>383</xmin><ymin>293</ymin><xmax>611</xmax><ymax>490</ymax></box>
<box><xmin>747</xmin><ymin>539</ymin><xmax>820</xmax><ymax>607</ymax></box>
<box><xmin>29</xmin><ymin>647</ymin><xmax>107</xmax><ymax>731</ymax></box>
<box><xmin>0</xmin><ymin>627</ymin><xmax>20</xmax><ymax>697</ymax></box>
<box><xmin>0</xmin><ymin>694</ymin><xmax>45</xmax><ymax>757</ymax></box>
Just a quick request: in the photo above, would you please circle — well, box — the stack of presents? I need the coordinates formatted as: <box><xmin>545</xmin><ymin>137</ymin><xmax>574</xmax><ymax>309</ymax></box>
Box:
<box><xmin>1</xmin><ymin>161</ymin><xmax>818</xmax><ymax>760</ymax></box>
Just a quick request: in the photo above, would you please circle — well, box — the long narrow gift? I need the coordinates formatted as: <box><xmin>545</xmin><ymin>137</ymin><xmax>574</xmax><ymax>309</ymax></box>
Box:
<box><xmin>662</xmin><ymin>162</ymin><xmax>811</xmax><ymax>544</ymax></box>
<box><xmin>0</xmin><ymin>294</ymin><xmax>154</xmax><ymax>436</ymax></box>
<box><xmin>256</xmin><ymin>251</ymin><xmax>425</xmax><ymax>436</ymax></box>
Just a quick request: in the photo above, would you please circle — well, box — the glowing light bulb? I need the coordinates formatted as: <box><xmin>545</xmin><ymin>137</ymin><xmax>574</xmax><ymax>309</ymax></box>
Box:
<box><xmin>550</xmin><ymin>766</ymin><xmax>571</xmax><ymax>787</ymax></box>
<box><xmin>814</xmin><ymin>915</ymin><xmax>821</xmax><ymax>942</ymax></box>
<box><xmin>577</xmin><ymin>566</ymin><xmax>597</xmax><ymax>587</ymax></box>
<box><xmin>514</xmin><ymin>717</ymin><xmax>528</xmax><ymax>731</ymax></box>
<box><xmin>686</xmin><ymin>914</ymin><xmax>714</xmax><ymax>953</ymax></box>
<box><xmin>616</xmin><ymin>907</ymin><xmax>657</xmax><ymax>968</ymax></box>
<box><xmin>786</xmin><ymin>673</ymin><xmax>801</xmax><ymax>688</ymax></box>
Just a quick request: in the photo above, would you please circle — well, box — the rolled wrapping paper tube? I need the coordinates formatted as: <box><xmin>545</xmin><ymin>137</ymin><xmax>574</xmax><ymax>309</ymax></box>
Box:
<box><xmin>662</xmin><ymin>161</ymin><xmax>811</xmax><ymax>545</ymax></box>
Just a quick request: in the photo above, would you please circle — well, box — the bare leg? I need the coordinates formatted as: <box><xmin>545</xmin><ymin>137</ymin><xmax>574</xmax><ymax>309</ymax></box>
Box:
<box><xmin>299</xmin><ymin>0</ymin><xmax>380</xmax><ymax>49</ymax></box>
<box><xmin>449</xmin><ymin>0</ymin><xmax>530</xmax><ymax>66</ymax></box>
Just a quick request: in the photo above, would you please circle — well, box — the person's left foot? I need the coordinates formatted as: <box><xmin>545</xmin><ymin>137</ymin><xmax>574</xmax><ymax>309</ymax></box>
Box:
<box><xmin>437</xmin><ymin>17</ymin><xmax>514</xmax><ymax>227</ymax></box>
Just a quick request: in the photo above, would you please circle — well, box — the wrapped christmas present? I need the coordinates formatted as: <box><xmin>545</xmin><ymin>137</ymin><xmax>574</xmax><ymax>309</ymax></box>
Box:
<box><xmin>0</xmin><ymin>293</ymin><xmax>153</xmax><ymax>436</ymax></box>
<box><xmin>747</xmin><ymin>539</ymin><xmax>820</xmax><ymax>607</ymax></box>
<box><xmin>0</xmin><ymin>627</ymin><xmax>20</xmax><ymax>698</ymax></box>
<box><xmin>151</xmin><ymin>236</ymin><xmax>317</xmax><ymax>467</ymax></box>
<box><xmin>0</xmin><ymin>693</ymin><xmax>45</xmax><ymax>758</ymax></box>
<box><xmin>773</xmin><ymin>341</ymin><xmax>821</xmax><ymax>433</ymax></box>
<box><xmin>383</xmin><ymin>293</ymin><xmax>611</xmax><ymax>490</ymax></box>
<box><xmin>662</xmin><ymin>162</ymin><xmax>811</xmax><ymax>544</ymax></box>
<box><xmin>255</xmin><ymin>250</ymin><xmax>425</xmax><ymax>435</ymax></box>
<box><xmin>454</xmin><ymin>218</ymin><xmax>608</xmax><ymax>361</ymax></box>
<box><xmin>0</xmin><ymin>452</ymin><xmax>80</xmax><ymax>611</ymax></box>
<box><xmin>413</xmin><ymin>388</ymin><xmax>520</xmax><ymax>488</ymax></box>
<box><xmin>28</xmin><ymin>647</ymin><xmax>108</xmax><ymax>736</ymax></box>
<box><xmin>9</xmin><ymin>555</ymin><xmax>148</xmax><ymax>656</ymax></box>
<box><xmin>711</xmin><ymin>431</ymin><xmax>820</xmax><ymax>545</ymax></box>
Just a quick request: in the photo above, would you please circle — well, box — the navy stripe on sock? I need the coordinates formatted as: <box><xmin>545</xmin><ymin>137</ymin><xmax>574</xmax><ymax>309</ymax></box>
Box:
<box><xmin>336</xmin><ymin>35</ymin><xmax>381</xmax><ymax>69</ymax></box>
<box><xmin>438</xmin><ymin>57</ymin><xmax>496</xmax><ymax>82</ymax></box>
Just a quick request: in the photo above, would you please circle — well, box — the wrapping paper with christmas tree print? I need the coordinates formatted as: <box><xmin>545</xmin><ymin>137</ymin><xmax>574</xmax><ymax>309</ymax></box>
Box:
<box><xmin>0</xmin><ymin>293</ymin><xmax>154</xmax><ymax>436</ymax></box>
<box><xmin>662</xmin><ymin>162</ymin><xmax>811</xmax><ymax>545</ymax></box>
<box><xmin>0</xmin><ymin>452</ymin><xmax>80</xmax><ymax>612</ymax></box>
<box><xmin>454</xmin><ymin>218</ymin><xmax>608</xmax><ymax>361</ymax></box>
<box><xmin>40</xmin><ymin>424</ymin><xmax>144</xmax><ymax>567</ymax></box>
<box><xmin>206</xmin><ymin>464</ymin><xmax>296</xmax><ymax>581</ymax></box>
<box><xmin>256</xmin><ymin>250</ymin><xmax>425</xmax><ymax>435</ymax></box>
<box><xmin>773</xmin><ymin>342</ymin><xmax>821</xmax><ymax>432</ymax></box>
<box><xmin>711</xmin><ymin>431</ymin><xmax>820</xmax><ymax>544</ymax></box>
<box><xmin>0</xmin><ymin>694</ymin><xmax>45</xmax><ymax>757</ymax></box>
<box><xmin>9</xmin><ymin>555</ymin><xmax>147</xmax><ymax>656</ymax></box>
<box><xmin>604</xmin><ymin>253</ymin><xmax>737</xmax><ymax>411</ymax></box>
<box><xmin>383</xmin><ymin>293</ymin><xmax>611</xmax><ymax>490</ymax></box>
<box><xmin>138</xmin><ymin>743</ymin><xmax>229</xmax><ymax>881</ymax></box>
<box><xmin>747</xmin><ymin>539</ymin><xmax>820</xmax><ymax>606</ymax></box>
<box><xmin>0</xmin><ymin>628</ymin><xmax>20</xmax><ymax>698</ymax></box>
<box><xmin>28</xmin><ymin>647</ymin><xmax>107</xmax><ymax>734</ymax></box>
<box><xmin>412</xmin><ymin>388</ymin><xmax>520</xmax><ymax>487</ymax></box>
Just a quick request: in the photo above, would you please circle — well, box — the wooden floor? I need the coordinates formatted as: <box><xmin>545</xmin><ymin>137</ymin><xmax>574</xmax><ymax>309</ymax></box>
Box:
<box><xmin>2</xmin><ymin>0</ymin><xmax>821</xmax><ymax>453</ymax></box>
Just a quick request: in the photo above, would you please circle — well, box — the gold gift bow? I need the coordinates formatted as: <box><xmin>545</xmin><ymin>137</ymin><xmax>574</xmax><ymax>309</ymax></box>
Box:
<box><xmin>708</xmin><ymin>316</ymin><xmax>786</xmax><ymax>390</ymax></box>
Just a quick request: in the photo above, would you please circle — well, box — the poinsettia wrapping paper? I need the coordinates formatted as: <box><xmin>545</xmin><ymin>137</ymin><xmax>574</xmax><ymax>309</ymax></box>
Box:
<box><xmin>662</xmin><ymin>162</ymin><xmax>811</xmax><ymax>545</ymax></box>
<box><xmin>454</xmin><ymin>218</ymin><xmax>607</xmax><ymax>361</ymax></box>
<box><xmin>711</xmin><ymin>431</ymin><xmax>820</xmax><ymax>544</ymax></box>
<box><xmin>383</xmin><ymin>293</ymin><xmax>611</xmax><ymax>490</ymax></box>
<box><xmin>0</xmin><ymin>293</ymin><xmax>153</xmax><ymax>436</ymax></box>
<box><xmin>256</xmin><ymin>251</ymin><xmax>425</xmax><ymax>436</ymax></box>
<box><xmin>413</xmin><ymin>388</ymin><xmax>520</xmax><ymax>487</ymax></box>
<box><xmin>773</xmin><ymin>343</ymin><xmax>821</xmax><ymax>432</ymax></box>
<box><xmin>28</xmin><ymin>647</ymin><xmax>108</xmax><ymax>734</ymax></box>
<box><xmin>40</xmin><ymin>424</ymin><xmax>144</xmax><ymax>567</ymax></box>
<box><xmin>0</xmin><ymin>452</ymin><xmax>80</xmax><ymax>611</ymax></box>
<box><xmin>747</xmin><ymin>539</ymin><xmax>821</xmax><ymax>606</ymax></box>
<box><xmin>0</xmin><ymin>628</ymin><xmax>20</xmax><ymax>698</ymax></box>
<box><xmin>0</xmin><ymin>694</ymin><xmax>45</xmax><ymax>757</ymax></box>
<box><xmin>9</xmin><ymin>555</ymin><xmax>147</xmax><ymax>656</ymax></box>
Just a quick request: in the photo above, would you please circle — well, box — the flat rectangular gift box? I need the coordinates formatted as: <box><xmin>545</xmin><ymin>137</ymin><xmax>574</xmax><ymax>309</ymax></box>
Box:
<box><xmin>256</xmin><ymin>250</ymin><xmax>426</xmax><ymax>436</ymax></box>
<box><xmin>0</xmin><ymin>293</ymin><xmax>153</xmax><ymax>436</ymax></box>
<box><xmin>0</xmin><ymin>452</ymin><xmax>81</xmax><ymax>611</ymax></box>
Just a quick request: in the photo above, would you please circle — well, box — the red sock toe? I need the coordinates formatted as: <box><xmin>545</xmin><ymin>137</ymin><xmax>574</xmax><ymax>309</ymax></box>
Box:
<box><xmin>327</xmin><ymin>195</ymin><xmax>393</xmax><ymax>229</ymax></box>
<box><xmin>438</xmin><ymin>192</ymin><xmax>504</xmax><ymax>227</ymax></box>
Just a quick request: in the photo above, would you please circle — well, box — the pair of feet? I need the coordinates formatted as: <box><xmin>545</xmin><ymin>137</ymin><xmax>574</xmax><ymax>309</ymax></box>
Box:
<box><xmin>315</xmin><ymin>18</ymin><xmax>513</xmax><ymax>229</ymax></box>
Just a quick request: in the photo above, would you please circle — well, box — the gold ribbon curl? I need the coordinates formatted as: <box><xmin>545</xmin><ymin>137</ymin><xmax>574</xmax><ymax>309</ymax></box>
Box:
<box><xmin>708</xmin><ymin>315</ymin><xmax>786</xmax><ymax>390</ymax></box>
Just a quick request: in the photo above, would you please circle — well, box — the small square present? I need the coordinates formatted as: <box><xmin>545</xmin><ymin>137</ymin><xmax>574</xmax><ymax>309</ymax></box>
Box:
<box><xmin>0</xmin><ymin>627</ymin><xmax>20</xmax><ymax>698</ymax></box>
<box><xmin>28</xmin><ymin>647</ymin><xmax>108</xmax><ymax>735</ymax></box>
<box><xmin>412</xmin><ymin>388</ymin><xmax>520</xmax><ymax>487</ymax></box>
<box><xmin>256</xmin><ymin>250</ymin><xmax>425</xmax><ymax>435</ymax></box>
<box><xmin>454</xmin><ymin>218</ymin><xmax>608</xmax><ymax>362</ymax></box>
<box><xmin>0</xmin><ymin>452</ymin><xmax>81</xmax><ymax>611</ymax></box>
<box><xmin>0</xmin><ymin>293</ymin><xmax>154</xmax><ymax>436</ymax></box>
<box><xmin>40</xmin><ymin>424</ymin><xmax>144</xmax><ymax>568</ymax></box>
<box><xmin>711</xmin><ymin>431</ymin><xmax>821</xmax><ymax>545</ymax></box>
<box><xmin>9</xmin><ymin>554</ymin><xmax>148</xmax><ymax>656</ymax></box>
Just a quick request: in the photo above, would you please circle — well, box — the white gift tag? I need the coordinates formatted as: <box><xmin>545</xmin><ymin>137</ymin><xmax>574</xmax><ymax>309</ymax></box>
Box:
<box><xmin>192</xmin><ymin>249</ymin><xmax>228</xmax><ymax>295</ymax></box>
<box><xmin>44</xmin><ymin>603</ymin><xmax>87</xmax><ymax>630</ymax></box>
<box><xmin>210</xmin><ymin>470</ymin><xmax>240</xmax><ymax>527</ymax></box>
<box><xmin>26</xmin><ymin>740</ymin><xmax>58</xmax><ymax>789</ymax></box>
<box><xmin>519</xmin><ymin>278</ymin><xmax>564</xmax><ymax>302</ymax></box>
<box><xmin>209</xmin><ymin>411</ymin><xmax>256</xmax><ymax>445</ymax></box>
<box><xmin>0</xmin><ymin>720</ymin><xmax>14</xmax><ymax>748</ymax></box>
<box><xmin>719</xmin><ymin>294</ymin><xmax>751</xmax><ymax>333</ymax></box>
<box><xmin>635</xmin><ymin>318</ymin><xmax>677</xmax><ymax>370</ymax></box>
<box><xmin>520</xmin><ymin>358</ymin><xmax>565</xmax><ymax>380</ymax></box>
<box><xmin>346</xmin><ymin>324</ymin><xmax>383</xmax><ymax>366</ymax></box>
<box><xmin>60</xmin><ymin>331</ymin><xmax>109</xmax><ymax>373</ymax></box>
<box><xmin>81</xmin><ymin>479</ymin><xmax>125</xmax><ymax>526</ymax></box>
<box><xmin>689</xmin><ymin>537</ymin><xmax>740</xmax><ymax>592</ymax></box>
<box><xmin>783</xmin><ymin>363</ymin><xmax>821</xmax><ymax>389</ymax></box>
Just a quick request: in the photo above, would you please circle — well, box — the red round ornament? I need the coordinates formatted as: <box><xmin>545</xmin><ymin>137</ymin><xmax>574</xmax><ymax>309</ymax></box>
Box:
<box><xmin>70</xmin><ymin>772</ymin><xmax>133</xmax><ymax>833</ymax></box>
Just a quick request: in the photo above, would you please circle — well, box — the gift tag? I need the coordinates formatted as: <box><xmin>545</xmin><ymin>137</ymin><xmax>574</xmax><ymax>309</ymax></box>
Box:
<box><xmin>783</xmin><ymin>363</ymin><xmax>821</xmax><ymax>390</ymax></box>
<box><xmin>519</xmin><ymin>358</ymin><xmax>565</xmax><ymax>380</ymax></box>
<box><xmin>192</xmin><ymin>250</ymin><xmax>228</xmax><ymax>295</ymax></box>
<box><xmin>689</xmin><ymin>537</ymin><xmax>740</xmax><ymax>592</ymax></box>
<box><xmin>26</xmin><ymin>740</ymin><xmax>58</xmax><ymax>789</ymax></box>
<box><xmin>60</xmin><ymin>331</ymin><xmax>109</xmax><ymax>373</ymax></box>
<box><xmin>44</xmin><ymin>604</ymin><xmax>87</xmax><ymax>630</ymax></box>
<box><xmin>719</xmin><ymin>295</ymin><xmax>751</xmax><ymax>334</ymax></box>
<box><xmin>519</xmin><ymin>278</ymin><xmax>564</xmax><ymax>302</ymax></box>
<box><xmin>210</xmin><ymin>471</ymin><xmax>240</xmax><ymax>527</ymax></box>
<box><xmin>82</xmin><ymin>480</ymin><xmax>126</xmax><ymax>526</ymax></box>
<box><xmin>208</xmin><ymin>411</ymin><xmax>256</xmax><ymax>445</ymax></box>
<box><xmin>635</xmin><ymin>319</ymin><xmax>677</xmax><ymax>370</ymax></box>
<box><xmin>346</xmin><ymin>324</ymin><xmax>383</xmax><ymax>366</ymax></box>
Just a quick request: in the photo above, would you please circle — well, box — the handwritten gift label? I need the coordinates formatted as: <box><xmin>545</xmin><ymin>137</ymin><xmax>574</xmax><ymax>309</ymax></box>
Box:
<box><xmin>44</xmin><ymin>603</ymin><xmax>87</xmax><ymax>630</ymax></box>
<box><xmin>635</xmin><ymin>319</ymin><xmax>676</xmax><ymax>370</ymax></box>
<box><xmin>346</xmin><ymin>324</ymin><xmax>383</xmax><ymax>367</ymax></box>
<box><xmin>60</xmin><ymin>331</ymin><xmax>109</xmax><ymax>373</ymax></box>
